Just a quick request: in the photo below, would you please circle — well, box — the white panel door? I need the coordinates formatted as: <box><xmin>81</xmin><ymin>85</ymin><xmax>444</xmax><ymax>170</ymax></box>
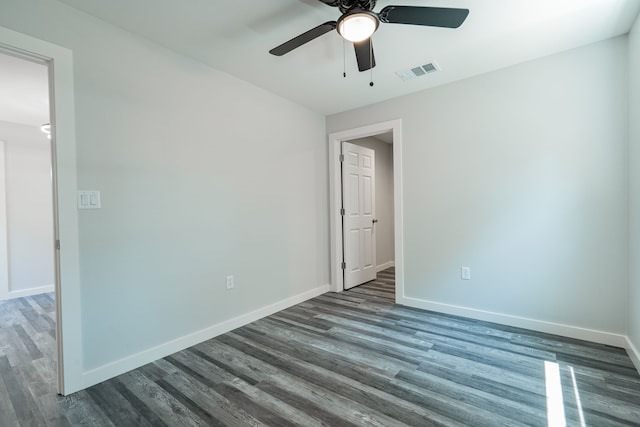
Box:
<box><xmin>342</xmin><ymin>141</ymin><xmax>376</xmax><ymax>289</ymax></box>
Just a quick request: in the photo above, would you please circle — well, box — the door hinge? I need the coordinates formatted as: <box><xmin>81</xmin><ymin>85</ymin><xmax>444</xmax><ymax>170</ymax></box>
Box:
<box><xmin>339</xmin><ymin>154</ymin><xmax>344</xmax><ymax>162</ymax></box>
<box><xmin>341</xmin><ymin>262</ymin><xmax>346</xmax><ymax>270</ymax></box>
<box><xmin>55</xmin><ymin>240</ymin><xmax>61</xmax><ymax>250</ymax></box>
<box><xmin>340</xmin><ymin>208</ymin><xmax>345</xmax><ymax>216</ymax></box>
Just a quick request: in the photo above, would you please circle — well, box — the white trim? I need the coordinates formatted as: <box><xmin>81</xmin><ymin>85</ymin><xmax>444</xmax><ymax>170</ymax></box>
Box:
<box><xmin>376</xmin><ymin>261</ymin><xmax>395</xmax><ymax>272</ymax></box>
<box><xmin>626</xmin><ymin>337</ymin><xmax>640</xmax><ymax>374</ymax></box>
<box><xmin>0</xmin><ymin>141</ymin><xmax>8</xmax><ymax>301</ymax></box>
<box><xmin>399</xmin><ymin>296</ymin><xmax>629</xmax><ymax>348</ymax></box>
<box><xmin>2</xmin><ymin>285</ymin><xmax>55</xmax><ymax>300</ymax></box>
<box><xmin>81</xmin><ymin>284</ymin><xmax>329</xmax><ymax>389</ymax></box>
<box><xmin>0</xmin><ymin>26</ymin><xmax>82</xmax><ymax>395</ymax></box>
<box><xmin>328</xmin><ymin>119</ymin><xmax>404</xmax><ymax>299</ymax></box>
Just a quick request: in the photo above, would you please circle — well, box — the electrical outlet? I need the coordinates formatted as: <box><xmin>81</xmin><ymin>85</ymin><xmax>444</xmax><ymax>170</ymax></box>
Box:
<box><xmin>461</xmin><ymin>266</ymin><xmax>471</xmax><ymax>280</ymax></box>
<box><xmin>226</xmin><ymin>275</ymin><xmax>234</xmax><ymax>290</ymax></box>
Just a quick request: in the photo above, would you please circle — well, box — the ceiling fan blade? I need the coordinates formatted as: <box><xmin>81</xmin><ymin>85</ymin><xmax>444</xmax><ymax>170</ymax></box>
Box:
<box><xmin>354</xmin><ymin>38</ymin><xmax>376</xmax><ymax>72</ymax></box>
<box><xmin>379</xmin><ymin>6</ymin><xmax>469</xmax><ymax>28</ymax></box>
<box><xmin>269</xmin><ymin>21</ymin><xmax>337</xmax><ymax>56</ymax></box>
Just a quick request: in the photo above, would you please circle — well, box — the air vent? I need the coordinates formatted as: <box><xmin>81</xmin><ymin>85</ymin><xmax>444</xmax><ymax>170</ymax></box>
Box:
<box><xmin>396</xmin><ymin>61</ymin><xmax>439</xmax><ymax>82</ymax></box>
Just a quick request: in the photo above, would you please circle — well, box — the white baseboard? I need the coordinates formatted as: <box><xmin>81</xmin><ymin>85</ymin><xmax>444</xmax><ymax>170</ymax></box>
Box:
<box><xmin>82</xmin><ymin>284</ymin><xmax>329</xmax><ymax>389</ymax></box>
<box><xmin>626</xmin><ymin>337</ymin><xmax>640</xmax><ymax>374</ymax></box>
<box><xmin>376</xmin><ymin>261</ymin><xmax>395</xmax><ymax>272</ymax></box>
<box><xmin>0</xmin><ymin>285</ymin><xmax>54</xmax><ymax>301</ymax></box>
<box><xmin>398</xmin><ymin>296</ymin><xmax>628</xmax><ymax>348</ymax></box>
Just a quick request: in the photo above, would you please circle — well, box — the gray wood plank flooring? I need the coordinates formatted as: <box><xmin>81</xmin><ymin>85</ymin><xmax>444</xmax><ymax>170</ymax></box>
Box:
<box><xmin>1</xmin><ymin>268</ymin><xmax>639</xmax><ymax>426</ymax></box>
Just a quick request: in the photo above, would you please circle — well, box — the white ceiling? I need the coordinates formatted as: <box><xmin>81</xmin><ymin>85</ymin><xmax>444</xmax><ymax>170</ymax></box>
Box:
<box><xmin>4</xmin><ymin>1</ymin><xmax>640</xmax><ymax>119</ymax></box>
<box><xmin>55</xmin><ymin>0</ymin><xmax>639</xmax><ymax>115</ymax></box>
<box><xmin>0</xmin><ymin>52</ymin><xmax>49</xmax><ymax>127</ymax></box>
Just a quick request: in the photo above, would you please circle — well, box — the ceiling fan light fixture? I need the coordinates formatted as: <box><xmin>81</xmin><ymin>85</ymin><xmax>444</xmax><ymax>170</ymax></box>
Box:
<box><xmin>337</xmin><ymin>10</ymin><xmax>379</xmax><ymax>42</ymax></box>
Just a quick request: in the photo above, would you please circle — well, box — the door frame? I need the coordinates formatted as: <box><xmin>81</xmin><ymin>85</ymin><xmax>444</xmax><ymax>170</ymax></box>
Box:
<box><xmin>0</xmin><ymin>26</ymin><xmax>83</xmax><ymax>395</ymax></box>
<box><xmin>328</xmin><ymin>119</ymin><xmax>403</xmax><ymax>302</ymax></box>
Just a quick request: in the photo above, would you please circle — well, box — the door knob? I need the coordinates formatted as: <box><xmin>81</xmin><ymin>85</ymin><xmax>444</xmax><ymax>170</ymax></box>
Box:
<box><xmin>372</xmin><ymin>219</ymin><xmax>378</xmax><ymax>224</ymax></box>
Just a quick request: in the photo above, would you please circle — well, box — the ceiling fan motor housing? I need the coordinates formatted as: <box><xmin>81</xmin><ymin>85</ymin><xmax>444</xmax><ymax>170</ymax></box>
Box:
<box><xmin>340</xmin><ymin>0</ymin><xmax>377</xmax><ymax>13</ymax></box>
<box><xmin>319</xmin><ymin>0</ymin><xmax>377</xmax><ymax>13</ymax></box>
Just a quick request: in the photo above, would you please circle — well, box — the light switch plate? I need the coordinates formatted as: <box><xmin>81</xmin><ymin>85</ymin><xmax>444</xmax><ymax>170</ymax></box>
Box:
<box><xmin>78</xmin><ymin>191</ymin><xmax>101</xmax><ymax>209</ymax></box>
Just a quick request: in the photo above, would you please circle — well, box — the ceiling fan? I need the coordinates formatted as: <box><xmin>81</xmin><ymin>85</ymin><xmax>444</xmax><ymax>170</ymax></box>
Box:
<box><xmin>269</xmin><ymin>0</ymin><xmax>470</xmax><ymax>73</ymax></box>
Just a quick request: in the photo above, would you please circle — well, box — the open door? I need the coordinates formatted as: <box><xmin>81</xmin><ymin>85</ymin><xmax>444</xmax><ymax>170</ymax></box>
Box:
<box><xmin>342</xmin><ymin>141</ymin><xmax>376</xmax><ymax>289</ymax></box>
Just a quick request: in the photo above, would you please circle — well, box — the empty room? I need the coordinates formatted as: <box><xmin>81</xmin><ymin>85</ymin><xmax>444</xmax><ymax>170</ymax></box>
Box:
<box><xmin>1</xmin><ymin>0</ymin><xmax>639</xmax><ymax>426</ymax></box>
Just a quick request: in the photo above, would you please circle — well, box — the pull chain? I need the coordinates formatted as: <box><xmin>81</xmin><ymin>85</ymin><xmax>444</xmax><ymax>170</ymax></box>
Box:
<box><xmin>369</xmin><ymin>38</ymin><xmax>374</xmax><ymax>87</ymax></box>
<box><xmin>343</xmin><ymin>39</ymin><xmax>347</xmax><ymax>78</ymax></box>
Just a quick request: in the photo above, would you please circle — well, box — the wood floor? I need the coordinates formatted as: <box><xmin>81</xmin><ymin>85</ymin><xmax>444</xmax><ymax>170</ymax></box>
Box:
<box><xmin>2</xmin><ymin>268</ymin><xmax>639</xmax><ymax>426</ymax></box>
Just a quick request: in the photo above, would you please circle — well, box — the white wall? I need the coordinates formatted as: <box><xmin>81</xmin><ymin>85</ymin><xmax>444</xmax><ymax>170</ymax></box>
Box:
<box><xmin>351</xmin><ymin>136</ymin><xmax>394</xmax><ymax>269</ymax></box>
<box><xmin>628</xmin><ymin>15</ymin><xmax>640</xmax><ymax>367</ymax></box>
<box><xmin>0</xmin><ymin>0</ymin><xmax>328</xmax><ymax>385</ymax></box>
<box><xmin>0</xmin><ymin>120</ymin><xmax>54</xmax><ymax>296</ymax></box>
<box><xmin>328</xmin><ymin>37</ymin><xmax>629</xmax><ymax>341</ymax></box>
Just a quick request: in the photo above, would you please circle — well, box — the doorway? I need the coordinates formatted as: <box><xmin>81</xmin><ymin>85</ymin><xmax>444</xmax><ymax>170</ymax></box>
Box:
<box><xmin>0</xmin><ymin>25</ymin><xmax>82</xmax><ymax>395</ymax></box>
<box><xmin>328</xmin><ymin>119</ymin><xmax>404</xmax><ymax>302</ymax></box>
<box><xmin>0</xmin><ymin>52</ymin><xmax>55</xmax><ymax>301</ymax></box>
<box><xmin>0</xmin><ymin>50</ymin><xmax>60</xmax><ymax>402</ymax></box>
